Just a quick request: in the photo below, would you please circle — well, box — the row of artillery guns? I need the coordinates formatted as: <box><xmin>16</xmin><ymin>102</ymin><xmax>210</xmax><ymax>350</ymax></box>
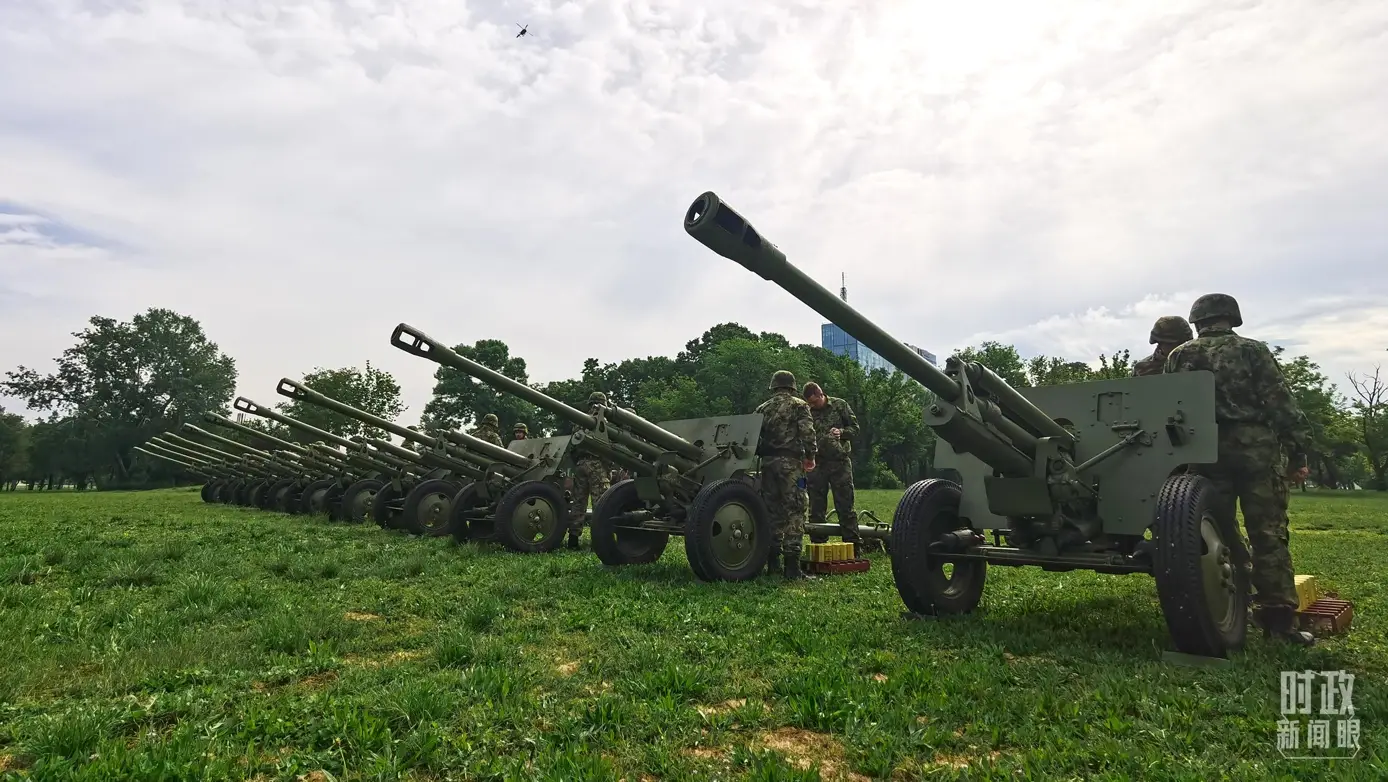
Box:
<box><xmin>140</xmin><ymin>188</ymin><xmax>1252</xmax><ymax>660</ymax></box>
<box><xmin>136</xmin><ymin>326</ymin><xmax>881</xmax><ymax>581</ymax></box>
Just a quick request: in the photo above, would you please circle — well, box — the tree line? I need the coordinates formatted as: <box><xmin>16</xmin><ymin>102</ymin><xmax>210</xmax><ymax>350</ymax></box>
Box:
<box><xmin>2</xmin><ymin>307</ymin><xmax>1385</xmax><ymax>492</ymax></box>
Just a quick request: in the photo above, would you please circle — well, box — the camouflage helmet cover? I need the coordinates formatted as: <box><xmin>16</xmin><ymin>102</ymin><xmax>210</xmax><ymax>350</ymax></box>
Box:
<box><xmin>513</xmin><ymin>422</ymin><xmax>528</xmax><ymax>433</ymax></box>
<box><xmin>768</xmin><ymin>369</ymin><xmax>797</xmax><ymax>391</ymax></box>
<box><xmin>1189</xmin><ymin>293</ymin><xmax>1242</xmax><ymax>328</ymax></box>
<box><xmin>1149</xmin><ymin>315</ymin><xmax>1194</xmax><ymax>345</ymax></box>
<box><xmin>482</xmin><ymin>413</ymin><xmax>499</xmax><ymax>426</ymax></box>
<box><xmin>588</xmin><ymin>391</ymin><xmax>608</xmax><ymax>405</ymax></box>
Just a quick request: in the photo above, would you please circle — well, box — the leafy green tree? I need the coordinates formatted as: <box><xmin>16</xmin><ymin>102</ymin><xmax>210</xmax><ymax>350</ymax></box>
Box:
<box><xmin>1273</xmin><ymin>347</ymin><xmax>1362</xmax><ymax>489</ymax></box>
<box><xmin>2</xmin><ymin>308</ymin><xmax>237</xmax><ymax>487</ymax></box>
<box><xmin>276</xmin><ymin>361</ymin><xmax>404</xmax><ymax>442</ymax></box>
<box><xmin>0</xmin><ymin>406</ymin><xmax>30</xmax><ymax>490</ymax></box>
<box><xmin>419</xmin><ymin>340</ymin><xmax>543</xmax><ymax>436</ymax></box>
<box><xmin>952</xmin><ymin>341</ymin><xmax>1029</xmax><ymax>387</ymax></box>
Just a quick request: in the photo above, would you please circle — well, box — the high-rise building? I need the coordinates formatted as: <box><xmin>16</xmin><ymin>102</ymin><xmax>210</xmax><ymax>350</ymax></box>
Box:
<box><xmin>819</xmin><ymin>274</ymin><xmax>937</xmax><ymax>372</ymax></box>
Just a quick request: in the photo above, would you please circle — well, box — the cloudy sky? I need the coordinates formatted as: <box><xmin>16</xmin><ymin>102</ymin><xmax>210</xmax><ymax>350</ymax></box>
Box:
<box><xmin>3</xmin><ymin>0</ymin><xmax>1386</xmax><ymax>425</ymax></box>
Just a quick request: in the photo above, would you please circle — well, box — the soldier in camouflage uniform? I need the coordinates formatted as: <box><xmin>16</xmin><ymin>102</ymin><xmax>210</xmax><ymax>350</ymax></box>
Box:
<box><xmin>567</xmin><ymin>391</ymin><xmax>617</xmax><ymax>549</ymax></box>
<box><xmin>755</xmin><ymin>370</ymin><xmax>818</xmax><ymax>580</ymax></box>
<box><xmin>1132</xmin><ymin>316</ymin><xmax>1193</xmax><ymax>377</ymax></box>
<box><xmin>467</xmin><ymin>413</ymin><xmax>504</xmax><ymax>447</ymax></box>
<box><xmin>511</xmin><ymin>422</ymin><xmax>530</xmax><ymax>440</ymax></box>
<box><xmin>802</xmin><ymin>382</ymin><xmax>869</xmax><ymax>554</ymax></box>
<box><xmin>1163</xmin><ymin>293</ymin><xmax>1315</xmax><ymax>645</ymax></box>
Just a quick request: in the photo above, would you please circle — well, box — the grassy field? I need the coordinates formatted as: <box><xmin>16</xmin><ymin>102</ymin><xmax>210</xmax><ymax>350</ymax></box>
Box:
<box><xmin>0</xmin><ymin>487</ymin><xmax>1384</xmax><ymax>781</ymax></box>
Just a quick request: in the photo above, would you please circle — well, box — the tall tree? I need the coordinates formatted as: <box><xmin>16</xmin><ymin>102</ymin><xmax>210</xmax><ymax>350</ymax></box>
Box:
<box><xmin>1346</xmin><ymin>367</ymin><xmax>1387</xmax><ymax>490</ymax></box>
<box><xmin>1273</xmin><ymin>348</ymin><xmax>1361</xmax><ymax>489</ymax></box>
<box><xmin>276</xmin><ymin>361</ymin><xmax>405</xmax><ymax>441</ymax></box>
<box><xmin>419</xmin><ymin>340</ymin><xmax>542</xmax><ymax>436</ymax></box>
<box><xmin>1</xmin><ymin>308</ymin><xmax>237</xmax><ymax>486</ymax></box>
<box><xmin>0</xmin><ymin>406</ymin><xmax>30</xmax><ymax>490</ymax></box>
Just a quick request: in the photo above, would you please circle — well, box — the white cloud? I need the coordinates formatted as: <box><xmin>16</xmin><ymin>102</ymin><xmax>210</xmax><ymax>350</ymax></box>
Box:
<box><xmin>2</xmin><ymin>0</ymin><xmax>1385</xmax><ymax>423</ymax></box>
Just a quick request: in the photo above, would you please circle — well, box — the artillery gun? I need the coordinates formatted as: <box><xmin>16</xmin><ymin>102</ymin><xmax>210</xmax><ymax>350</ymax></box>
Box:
<box><xmin>686</xmin><ymin>192</ymin><xmax>1246</xmax><ymax>658</ymax></box>
<box><xmin>197</xmin><ymin>413</ymin><xmax>348</xmax><ymax>512</ymax></box>
<box><xmin>143</xmin><ymin>432</ymin><xmax>283</xmax><ymax>506</ymax></box>
<box><xmin>390</xmin><ymin>324</ymin><xmax>773</xmax><ymax>581</ymax></box>
<box><xmin>133</xmin><ymin>442</ymin><xmax>222</xmax><ymax>501</ymax></box>
<box><xmin>271</xmin><ymin>378</ymin><xmax>566</xmax><ymax>548</ymax></box>
<box><xmin>231</xmin><ymin>398</ymin><xmax>424</xmax><ymax>521</ymax></box>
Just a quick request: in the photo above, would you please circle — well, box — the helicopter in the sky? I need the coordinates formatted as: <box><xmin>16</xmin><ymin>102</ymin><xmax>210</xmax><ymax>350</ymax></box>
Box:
<box><xmin>515</xmin><ymin>23</ymin><xmax>529</xmax><ymax>38</ymax></box>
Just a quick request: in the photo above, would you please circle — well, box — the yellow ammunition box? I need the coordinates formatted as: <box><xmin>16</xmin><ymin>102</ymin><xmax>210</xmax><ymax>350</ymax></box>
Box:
<box><xmin>1295</xmin><ymin>575</ymin><xmax>1319</xmax><ymax>612</ymax></box>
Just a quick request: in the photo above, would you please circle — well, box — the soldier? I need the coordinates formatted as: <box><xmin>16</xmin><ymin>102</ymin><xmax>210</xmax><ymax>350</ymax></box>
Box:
<box><xmin>755</xmin><ymin>370</ymin><xmax>818</xmax><ymax>580</ymax></box>
<box><xmin>467</xmin><ymin>413</ymin><xmax>504</xmax><ymax>447</ymax></box>
<box><xmin>511</xmin><ymin>422</ymin><xmax>530</xmax><ymax>440</ymax></box>
<box><xmin>567</xmin><ymin>391</ymin><xmax>617</xmax><ymax>549</ymax></box>
<box><xmin>1132</xmin><ymin>316</ymin><xmax>1193</xmax><ymax>377</ymax></box>
<box><xmin>1163</xmin><ymin>293</ymin><xmax>1315</xmax><ymax>646</ymax></box>
<box><xmin>802</xmin><ymin>382</ymin><xmax>869</xmax><ymax>554</ymax></box>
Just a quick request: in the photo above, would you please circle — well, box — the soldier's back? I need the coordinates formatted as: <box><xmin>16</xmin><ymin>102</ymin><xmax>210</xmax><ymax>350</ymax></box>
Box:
<box><xmin>1166</xmin><ymin>330</ymin><xmax>1277</xmax><ymax>427</ymax></box>
<box><xmin>757</xmin><ymin>394</ymin><xmax>810</xmax><ymax>452</ymax></box>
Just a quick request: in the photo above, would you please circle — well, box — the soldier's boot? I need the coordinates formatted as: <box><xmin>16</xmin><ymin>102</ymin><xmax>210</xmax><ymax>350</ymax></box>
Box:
<box><xmin>766</xmin><ymin>549</ymin><xmax>781</xmax><ymax>576</ymax></box>
<box><xmin>1254</xmin><ymin>605</ymin><xmax>1316</xmax><ymax>646</ymax></box>
<box><xmin>783</xmin><ymin>552</ymin><xmax>815</xmax><ymax>581</ymax></box>
<box><xmin>567</xmin><ymin>529</ymin><xmax>581</xmax><ymax>550</ymax></box>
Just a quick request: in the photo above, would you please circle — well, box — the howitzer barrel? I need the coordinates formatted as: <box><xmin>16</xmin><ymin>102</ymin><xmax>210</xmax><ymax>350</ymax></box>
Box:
<box><xmin>135</xmin><ymin>446</ymin><xmax>199</xmax><ymax>471</ymax></box>
<box><xmin>391</xmin><ymin>323</ymin><xmax>702</xmax><ymax>462</ymax></box>
<box><xmin>276</xmin><ymin>379</ymin><xmax>427</xmax><ymax>448</ymax></box>
<box><xmin>684</xmin><ymin>192</ymin><xmax>1071</xmax><ymax>477</ymax></box>
<box><xmin>204</xmin><ymin>413</ymin><xmax>309</xmax><ymax>455</ymax></box>
<box><xmin>233</xmin><ymin>397</ymin><xmax>357</xmax><ymax>451</ymax></box>
<box><xmin>144</xmin><ymin>440</ymin><xmax>207</xmax><ymax>465</ymax></box>
<box><xmin>183</xmin><ymin>423</ymin><xmax>272</xmax><ymax>459</ymax></box>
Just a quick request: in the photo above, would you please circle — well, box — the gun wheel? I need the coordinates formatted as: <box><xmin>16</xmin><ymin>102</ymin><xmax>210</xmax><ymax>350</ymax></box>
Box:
<box><xmin>684</xmin><ymin>478</ymin><xmax>771</xmax><ymax>582</ymax></box>
<box><xmin>889</xmin><ymin>479</ymin><xmax>986</xmax><ymax>615</ymax></box>
<box><xmin>1151</xmin><ymin>473</ymin><xmax>1248</xmax><ymax>658</ymax></box>
<box><xmin>200</xmin><ymin>482</ymin><xmax>215</xmax><ymax>503</ymax></box>
<box><xmin>493</xmin><ymin>480</ymin><xmax>568</xmax><ymax>553</ymax></box>
<box><xmin>590</xmin><ymin>479</ymin><xmax>670</xmax><ymax>566</ymax></box>
<box><xmin>370</xmin><ymin>484</ymin><xmax>405</xmax><ymax>528</ymax></box>
<box><xmin>322</xmin><ymin>483</ymin><xmax>347</xmax><ymax>520</ymax></box>
<box><xmin>217</xmin><ymin>480</ymin><xmax>239</xmax><ymax>505</ymax></box>
<box><xmin>267</xmin><ymin>479</ymin><xmax>297</xmax><ymax>513</ymax></box>
<box><xmin>248</xmin><ymin>481</ymin><xmax>270</xmax><ymax>509</ymax></box>
<box><xmin>298</xmin><ymin>478</ymin><xmax>336</xmax><ymax>516</ymax></box>
<box><xmin>449</xmin><ymin>483</ymin><xmax>493</xmax><ymax>542</ymax></box>
<box><xmin>402</xmin><ymin>478</ymin><xmax>464</xmax><ymax>537</ymax></box>
<box><xmin>232</xmin><ymin>481</ymin><xmax>253</xmax><ymax>506</ymax></box>
<box><xmin>338</xmin><ymin>478</ymin><xmax>383</xmax><ymax>523</ymax></box>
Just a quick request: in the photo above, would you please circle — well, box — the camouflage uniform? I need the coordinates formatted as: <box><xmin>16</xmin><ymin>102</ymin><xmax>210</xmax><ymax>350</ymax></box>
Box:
<box><xmin>568</xmin><ymin>392</ymin><xmax>616</xmax><ymax>548</ymax></box>
<box><xmin>1132</xmin><ymin>316</ymin><xmax>1193</xmax><ymax>377</ymax></box>
<box><xmin>755</xmin><ymin>370</ymin><xmax>817</xmax><ymax>580</ymax></box>
<box><xmin>1163</xmin><ymin>293</ymin><xmax>1315</xmax><ymax>645</ymax></box>
<box><xmin>511</xmin><ymin>423</ymin><xmax>529</xmax><ymax>440</ymax></box>
<box><xmin>467</xmin><ymin>413</ymin><xmax>504</xmax><ymax>447</ymax></box>
<box><xmin>804</xmin><ymin>387</ymin><xmax>863</xmax><ymax>550</ymax></box>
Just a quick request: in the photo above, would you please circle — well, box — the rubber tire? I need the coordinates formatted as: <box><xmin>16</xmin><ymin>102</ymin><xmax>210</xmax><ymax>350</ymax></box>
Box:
<box><xmin>683</xmin><ymin>478</ymin><xmax>771</xmax><ymax>583</ymax></box>
<box><xmin>200</xmin><ymin>482</ymin><xmax>216</xmax><ymax>503</ymax></box>
<box><xmin>338</xmin><ymin>478</ymin><xmax>384</xmax><ymax>523</ymax></box>
<box><xmin>233</xmin><ymin>482</ymin><xmax>253</xmax><ymax>506</ymax></box>
<box><xmin>889</xmin><ymin>479</ymin><xmax>987</xmax><ymax>616</ymax></box>
<box><xmin>1151</xmin><ymin>473</ymin><xmax>1249</xmax><ymax>658</ymax></box>
<box><xmin>371</xmin><ymin>483</ymin><xmax>405</xmax><ymax>528</ymax></box>
<box><xmin>218</xmin><ymin>480</ymin><xmax>240</xmax><ymax>504</ymax></box>
<box><xmin>590</xmin><ymin>479</ymin><xmax>670</xmax><ymax>566</ymax></box>
<box><xmin>493</xmin><ymin>480</ymin><xmax>569</xmax><ymax>554</ymax></box>
<box><xmin>267</xmin><ymin>479</ymin><xmax>297</xmax><ymax>513</ymax></box>
<box><xmin>298</xmin><ymin>478</ymin><xmax>336</xmax><ymax>516</ymax></box>
<box><xmin>449</xmin><ymin>483</ymin><xmax>493</xmax><ymax>543</ymax></box>
<box><xmin>400</xmin><ymin>478</ymin><xmax>464</xmax><ymax>537</ymax></box>
<box><xmin>248</xmin><ymin>481</ymin><xmax>269</xmax><ymax>508</ymax></box>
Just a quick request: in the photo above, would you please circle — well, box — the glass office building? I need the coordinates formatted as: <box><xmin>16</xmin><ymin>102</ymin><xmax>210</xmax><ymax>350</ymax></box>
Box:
<box><xmin>822</xmin><ymin>323</ymin><xmax>937</xmax><ymax>372</ymax></box>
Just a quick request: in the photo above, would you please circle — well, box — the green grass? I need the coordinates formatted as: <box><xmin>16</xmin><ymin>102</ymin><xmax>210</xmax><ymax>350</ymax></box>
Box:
<box><xmin>0</xmin><ymin>487</ymin><xmax>1384</xmax><ymax>781</ymax></box>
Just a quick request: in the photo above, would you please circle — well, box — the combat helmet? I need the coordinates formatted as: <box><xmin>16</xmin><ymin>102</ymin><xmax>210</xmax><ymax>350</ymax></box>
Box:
<box><xmin>513</xmin><ymin>422</ymin><xmax>528</xmax><ymax>434</ymax></box>
<box><xmin>1149</xmin><ymin>316</ymin><xmax>1193</xmax><ymax>345</ymax></box>
<box><xmin>588</xmin><ymin>391</ymin><xmax>608</xmax><ymax>406</ymax></box>
<box><xmin>768</xmin><ymin>369</ymin><xmax>797</xmax><ymax>391</ymax></box>
<box><xmin>1189</xmin><ymin>294</ymin><xmax>1242</xmax><ymax>328</ymax></box>
<box><xmin>482</xmin><ymin>413</ymin><xmax>499</xmax><ymax>427</ymax></box>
